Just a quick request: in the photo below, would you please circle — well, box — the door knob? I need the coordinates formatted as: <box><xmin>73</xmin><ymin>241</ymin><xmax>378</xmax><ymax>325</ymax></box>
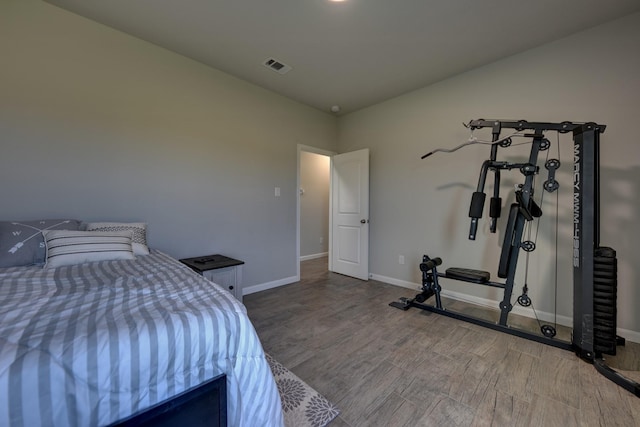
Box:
<box><xmin>360</xmin><ymin>219</ymin><xmax>367</xmax><ymax>224</ymax></box>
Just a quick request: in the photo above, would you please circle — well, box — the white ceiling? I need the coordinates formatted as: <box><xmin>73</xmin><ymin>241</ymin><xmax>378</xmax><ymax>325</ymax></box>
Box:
<box><xmin>45</xmin><ymin>0</ymin><xmax>640</xmax><ymax>115</ymax></box>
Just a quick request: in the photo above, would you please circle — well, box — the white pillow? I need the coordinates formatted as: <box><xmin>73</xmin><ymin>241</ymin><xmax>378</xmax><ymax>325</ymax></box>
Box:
<box><xmin>85</xmin><ymin>222</ymin><xmax>150</xmax><ymax>255</ymax></box>
<box><xmin>43</xmin><ymin>230</ymin><xmax>135</xmax><ymax>269</ymax></box>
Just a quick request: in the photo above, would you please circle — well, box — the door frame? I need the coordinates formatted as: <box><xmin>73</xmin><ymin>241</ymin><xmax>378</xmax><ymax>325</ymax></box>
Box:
<box><xmin>296</xmin><ymin>144</ymin><xmax>336</xmax><ymax>280</ymax></box>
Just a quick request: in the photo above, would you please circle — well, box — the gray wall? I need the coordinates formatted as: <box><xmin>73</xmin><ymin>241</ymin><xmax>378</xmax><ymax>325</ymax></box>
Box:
<box><xmin>300</xmin><ymin>151</ymin><xmax>330</xmax><ymax>258</ymax></box>
<box><xmin>2</xmin><ymin>1</ymin><xmax>640</xmax><ymax>338</ymax></box>
<box><xmin>338</xmin><ymin>12</ymin><xmax>640</xmax><ymax>338</ymax></box>
<box><xmin>0</xmin><ymin>0</ymin><xmax>338</xmax><ymax>290</ymax></box>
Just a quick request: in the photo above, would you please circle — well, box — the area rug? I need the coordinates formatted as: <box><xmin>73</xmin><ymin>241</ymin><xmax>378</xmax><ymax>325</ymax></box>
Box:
<box><xmin>265</xmin><ymin>353</ymin><xmax>340</xmax><ymax>427</ymax></box>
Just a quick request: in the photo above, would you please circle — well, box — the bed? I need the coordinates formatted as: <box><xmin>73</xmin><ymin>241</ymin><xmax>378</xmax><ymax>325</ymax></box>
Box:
<box><xmin>0</xmin><ymin>221</ymin><xmax>284</xmax><ymax>427</ymax></box>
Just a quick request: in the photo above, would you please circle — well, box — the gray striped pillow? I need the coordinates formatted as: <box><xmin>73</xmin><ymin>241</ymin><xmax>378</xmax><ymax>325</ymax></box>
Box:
<box><xmin>85</xmin><ymin>222</ymin><xmax>150</xmax><ymax>255</ymax></box>
<box><xmin>43</xmin><ymin>230</ymin><xmax>135</xmax><ymax>269</ymax></box>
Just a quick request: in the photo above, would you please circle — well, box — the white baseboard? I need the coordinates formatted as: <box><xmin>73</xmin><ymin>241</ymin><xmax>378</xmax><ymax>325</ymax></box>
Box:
<box><xmin>242</xmin><ymin>275</ymin><xmax>299</xmax><ymax>296</ymax></box>
<box><xmin>617</xmin><ymin>327</ymin><xmax>640</xmax><ymax>345</ymax></box>
<box><xmin>371</xmin><ymin>273</ymin><xmax>417</xmax><ymax>290</ymax></box>
<box><xmin>300</xmin><ymin>252</ymin><xmax>328</xmax><ymax>261</ymax></box>
<box><xmin>372</xmin><ymin>273</ymin><xmax>640</xmax><ymax>343</ymax></box>
<box><xmin>440</xmin><ymin>287</ymin><xmax>572</xmax><ymax>327</ymax></box>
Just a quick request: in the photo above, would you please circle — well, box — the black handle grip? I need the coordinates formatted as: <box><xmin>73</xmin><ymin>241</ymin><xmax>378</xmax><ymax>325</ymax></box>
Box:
<box><xmin>420</xmin><ymin>257</ymin><xmax>442</xmax><ymax>271</ymax></box>
<box><xmin>489</xmin><ymin>197</ymin><xmax>502</xmax><ymax>218</ymax></box>
<box><xmin>469</xmin><ymin>192</ymin><xmax>486</xmax><ymax>218</ymax></box>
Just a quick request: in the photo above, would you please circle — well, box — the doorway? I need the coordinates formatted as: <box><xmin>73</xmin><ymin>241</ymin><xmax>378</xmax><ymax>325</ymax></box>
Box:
<box><xmin>297</xmin><ymin>145</ymin><xmax>334</xmax><ymax>280</ymax></box>
<box><xmin>296</xmin><ymin>145</ymin><xmax>370</xmax><ymax>281</ymax></box>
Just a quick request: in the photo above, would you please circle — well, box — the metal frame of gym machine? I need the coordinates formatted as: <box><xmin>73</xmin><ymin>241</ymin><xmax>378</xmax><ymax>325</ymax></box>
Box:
<box><xmin>390</xmin><ymin>119</ymin><xmax>640</xmax><ymax>396</ymax></box>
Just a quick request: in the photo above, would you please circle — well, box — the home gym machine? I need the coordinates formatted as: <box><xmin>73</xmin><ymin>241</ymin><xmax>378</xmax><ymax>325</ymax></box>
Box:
<box><xmin>390</xmin><ymin>119</ymin><xmax>640</xmax><ymax>396</ymax></box>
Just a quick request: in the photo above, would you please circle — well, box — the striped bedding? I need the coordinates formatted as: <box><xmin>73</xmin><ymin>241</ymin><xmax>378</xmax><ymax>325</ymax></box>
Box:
<box><xmin>0</xmin><ymin>251</ymin><xmax>284</xmax><ymax>427</ymax></box>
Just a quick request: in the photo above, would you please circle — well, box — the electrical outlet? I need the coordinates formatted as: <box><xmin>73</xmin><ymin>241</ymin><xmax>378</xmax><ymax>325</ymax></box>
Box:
<box><xmin>399</xmin><ymin>255</ymin><xmax>405</xmax><ymax>265</ymax></box>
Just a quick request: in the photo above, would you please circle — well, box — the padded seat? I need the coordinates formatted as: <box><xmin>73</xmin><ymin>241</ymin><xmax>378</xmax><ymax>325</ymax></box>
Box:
<box><xmin>445</xmin><ymin>267</ymin><xmax>490</xmax><ymax>284</ymax></box>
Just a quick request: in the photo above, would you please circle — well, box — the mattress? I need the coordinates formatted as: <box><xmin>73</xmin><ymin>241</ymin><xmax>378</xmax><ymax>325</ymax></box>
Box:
<box><xmin>0</xmin><ymin>250</ymin><xmax>283</xmax><ymax>427</ymax></box>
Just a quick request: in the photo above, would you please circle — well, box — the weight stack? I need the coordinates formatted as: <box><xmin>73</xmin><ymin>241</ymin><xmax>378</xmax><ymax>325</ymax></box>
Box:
<box><xmin>593</xmin><ymin>246</ymin><xmax>618</xmax><ymax>355</ymax></box>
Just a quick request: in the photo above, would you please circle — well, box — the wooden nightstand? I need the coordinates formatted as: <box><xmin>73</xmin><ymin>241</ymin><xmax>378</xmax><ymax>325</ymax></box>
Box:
<box><xmin>180</xmin><ymin>254</ymin><xmax>244</xmax><ymax>301</ymax></box>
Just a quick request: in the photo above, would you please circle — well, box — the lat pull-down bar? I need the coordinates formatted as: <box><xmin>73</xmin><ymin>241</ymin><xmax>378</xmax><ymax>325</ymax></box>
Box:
<box><xmin>467</xmin><ymin>119</ymin><xmax>592</xmax><ymax>133</ymax></box>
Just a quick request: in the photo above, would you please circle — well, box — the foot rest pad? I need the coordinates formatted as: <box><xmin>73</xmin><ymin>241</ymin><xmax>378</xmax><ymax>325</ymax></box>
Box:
<box><xmin>445</xmin><ymin>267</ymin><xmax>490</xmax><ymax>284</ymax></box>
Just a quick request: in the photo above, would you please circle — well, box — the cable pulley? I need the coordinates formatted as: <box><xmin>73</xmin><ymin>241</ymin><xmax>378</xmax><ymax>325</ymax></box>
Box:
<box><xmin>541</xmin><ymin>325</ymin><xmax>557</xmax><ymax>338</ymax></box>
<box><xmin>519</xmin><ymin>164</ymin><xmax>538</xmax><ymax>175</ymax></box>
<box><xmin>499</xmin><ymin>138</ymin><xmax>512</xmax><ymax>148</ymax></box>
<box><xmin>545</xmin><ymin>159</ymin><xmax>560</xmax><ymax>169</ymax></box>
<box><xmin>517</xmin><ymin>294</ymin><xmax>532</xmax><ymax>307</ymax></box>
<box><xmin>521</xmin><ymin>241</ymin><xmax>536</xmax><ymax>252</ymax></box>
<box><xmin>539</xmin><ymin>138</ymin><xmax>551</xmax><ymax>151</ymax></box>
<box><xmin>515</xmin><ymin>120</ymin><xmax>529</xmax><ymax>131</ymax></box>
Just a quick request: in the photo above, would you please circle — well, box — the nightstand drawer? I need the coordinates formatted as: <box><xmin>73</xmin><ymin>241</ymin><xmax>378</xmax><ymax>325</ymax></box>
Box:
<box><xmin>179</xmin><ymin>254</ymin><xmax>244</xmax><ymax>302</ymax></box>
<box><xmin>203</xmin><ymin>266</ymin><xmax>241</xmax><ymax>301</ymax></box>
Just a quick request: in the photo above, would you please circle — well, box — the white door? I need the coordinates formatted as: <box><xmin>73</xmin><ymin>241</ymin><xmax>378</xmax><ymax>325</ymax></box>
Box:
<box><xmin>330</xmin><ymin>148</ymin><xmax>369</xmax><ymax>280</ymax></box>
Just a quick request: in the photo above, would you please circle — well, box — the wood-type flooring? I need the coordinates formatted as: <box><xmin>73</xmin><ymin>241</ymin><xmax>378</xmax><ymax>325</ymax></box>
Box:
<box><xmin>243</xmin><ymin>257</ymin><xmax>640</xmax><ymax>426</ymax></box>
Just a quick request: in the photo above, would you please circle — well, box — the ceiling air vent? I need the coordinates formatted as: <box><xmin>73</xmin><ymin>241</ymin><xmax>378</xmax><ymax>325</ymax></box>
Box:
<box><xmin>263</xmin><ymin>57</ymin><xmax>292</xmax><ymax>75</ymax></box>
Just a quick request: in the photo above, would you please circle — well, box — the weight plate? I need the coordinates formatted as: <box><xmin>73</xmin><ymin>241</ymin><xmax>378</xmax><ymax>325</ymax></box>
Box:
<box><xmin>595</xmin><ymin>247</ymin><xmax>616</xmax><ymax>257</ymax></box>
<box><xmin>594</xmin><ymin>259</ymin><xmax>616</xmax><ymax>264</ymax></box>
<box><xmin>594</xmin><ymin>300</ymin><xmax>615</xmax><ymax>307</ymax></box>
<box><xmin>593</xmin><ymin>264</ymin><xmax>617</xmax><ymax>271</ymax></box>
<box><xmin>595</xmin><ymin>312</ymin><xmax>615</xmax><ymax>318</ymax></box>
<box><xmin>594</xmin><ymin>267</ymin><xmax>616</xmax><ymax>272</ymax></box>
<box><xmin>593</xmin><ymin>292</ymin><xmax>615</xmax><ymax>298</ymax></box>
<box><xmin>593</xmin><ymin>272</ymin><xmax>616</xmax><ymax>279</ymax></box>
<box><xmin>595</xmin><ymin>334</ymin><xmax>615</xmax><ymax>342</ymax></box>
<box><xmin>594</xmin><ymin>261</ymin><xmax>616</xmax><ymax>268</ymax></box>
<box><xmin>594</xmin><ymin>278</ymin><xmax>616</xmax><ymax>284</ymax></box>
<box><xmin>594</xmin><ymin>270</ymin><xmax>617</xmax><ymax>276</ymax></box>
<box><xmin>593</xmin><ymin>286</ymin><xmax>615</xmax><ymax>292</ymax></box>
<box><xmin>594</xmin><ymin>319</ymin><xmax>615</xmax><ymax>326</ymax></box>
<box><xmin>593</xmin><ymin>278</ymin><xmax>615</xmax><ymax>285</ymax></box>
<box><xmin>594</xmin><ymin>259</ymin><xmax>616</xmax><ymax>266</ymax></box>
<box><xmin>594</xmin><ymin>303</ymin><xmax>615</xmax><ymax>311</ymax></box>
<box><xmin>594</xmin><ymin>309</ymin><xmax>615</xmax><ymax>316</ymax></box>
<box><xmin>595</xmin><ymin>331</ymin><xmax>615</xmax><ymax>339</ymax></box>
<box><xmin>593</xmin><ymin>291</ymin><xmax>614</xmax><ymax>298</ymax></box>
<box><xmin>594</xmin><ymin>326</ymin><xmax>616</xmax><ymax>333</ymax></box>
